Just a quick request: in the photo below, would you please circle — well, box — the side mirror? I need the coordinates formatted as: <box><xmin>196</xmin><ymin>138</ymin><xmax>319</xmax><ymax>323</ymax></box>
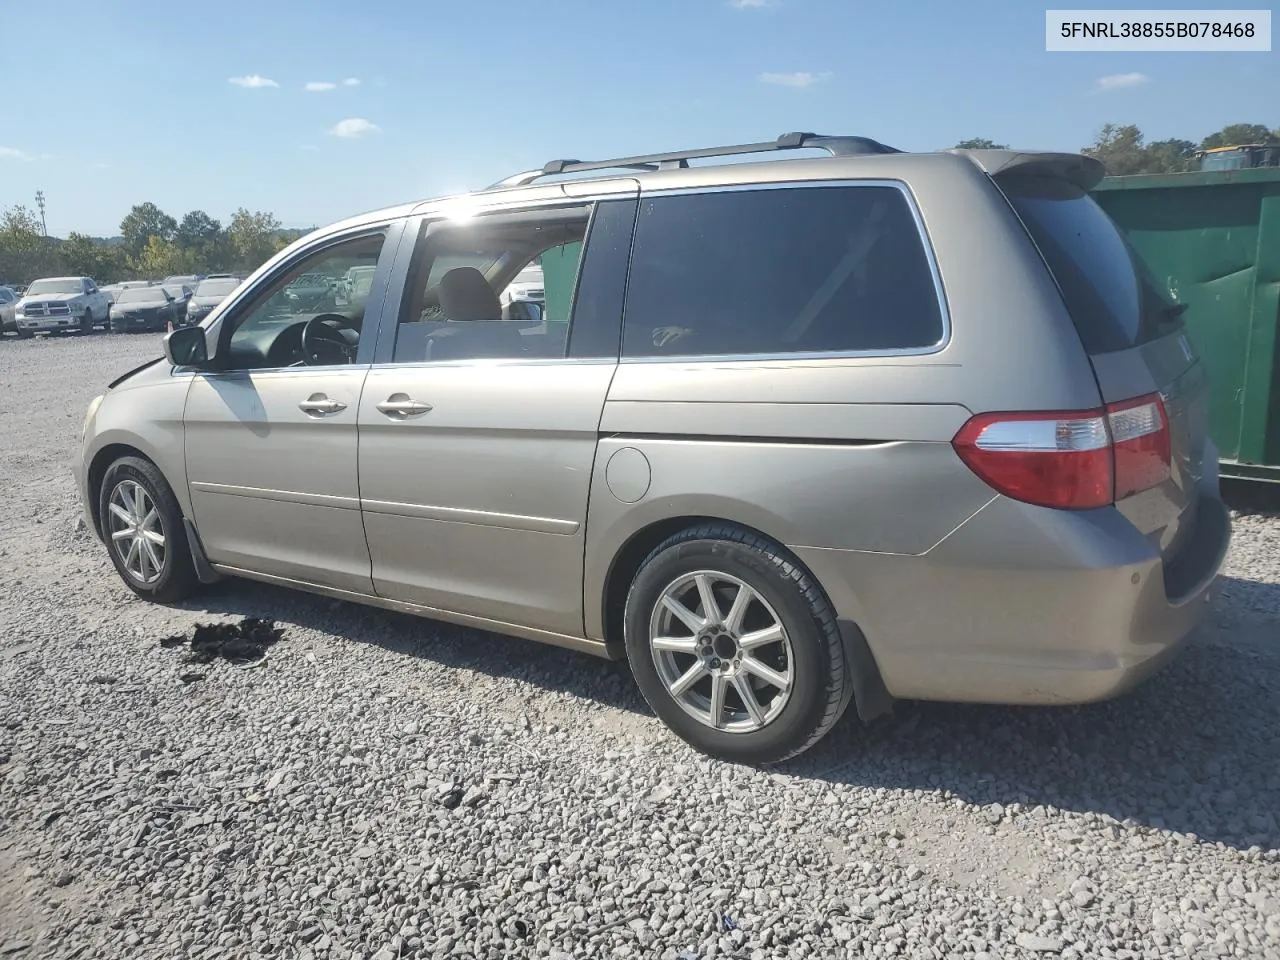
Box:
<box><xmin>164</xmin><ymin>326</ymin><xmax>208</xmax><ymax>367</ymax></box>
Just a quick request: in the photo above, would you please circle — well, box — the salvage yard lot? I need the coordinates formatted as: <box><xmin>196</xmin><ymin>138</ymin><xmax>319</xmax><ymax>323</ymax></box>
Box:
<box><xmin>1</xmin><ymin>333</ymin><xmax>1279</xmax><ymax>960</ymax></box>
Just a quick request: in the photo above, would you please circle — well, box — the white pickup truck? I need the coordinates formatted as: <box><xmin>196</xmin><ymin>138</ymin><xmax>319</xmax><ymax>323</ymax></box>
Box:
<box><xmin>14</xmin><ymin>276</ymin><xmax>111</xmax><ymax>337</ymax></box>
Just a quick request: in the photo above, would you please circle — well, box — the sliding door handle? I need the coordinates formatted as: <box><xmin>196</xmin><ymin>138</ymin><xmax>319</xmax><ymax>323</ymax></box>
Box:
<box><xmin>376</xmin><ymin>394</ymin><xmax>433</xmax><ymax>418</ymax></box>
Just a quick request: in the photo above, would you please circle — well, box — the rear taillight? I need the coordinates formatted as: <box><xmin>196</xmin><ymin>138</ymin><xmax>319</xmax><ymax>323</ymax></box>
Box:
<box><xmin>1107</xmin><ymin>394</ymin><xmax>1171</xmax><ymax>498</ymax></box>
<box><xmin>953</xmin><ymin>393</ymin><xmax>1170</xmax><ymax>510</ymax></box>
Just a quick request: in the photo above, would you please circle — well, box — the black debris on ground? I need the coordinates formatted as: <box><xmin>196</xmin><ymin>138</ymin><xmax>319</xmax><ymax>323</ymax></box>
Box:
<box><xmin>157</xmin><ymin>618</ymin><xmax>284</xmax><ymax>666</ymax></box>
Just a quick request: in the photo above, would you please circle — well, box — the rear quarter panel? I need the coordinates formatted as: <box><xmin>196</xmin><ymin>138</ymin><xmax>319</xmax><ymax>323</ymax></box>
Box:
<box><xmin>581</xmin><ymin>155</ymin><xmax>1105</xmax><ymax>641</ymax></box>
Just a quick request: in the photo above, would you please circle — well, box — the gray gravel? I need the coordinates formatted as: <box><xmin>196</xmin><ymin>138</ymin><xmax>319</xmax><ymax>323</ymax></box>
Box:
<box><xmin>2</xmin><ymin>330</ymin><xmax>1279</xmax><ymax>960</ymax></box>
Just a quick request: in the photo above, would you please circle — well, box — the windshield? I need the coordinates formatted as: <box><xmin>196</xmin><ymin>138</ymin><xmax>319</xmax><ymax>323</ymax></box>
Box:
<box><xmin>998</xmin><ymin>175</ymin><xmax>1181</xmax><ymax>354</ymax></box>
<box><xmin>194</xmin><ymin>279</ymin><xmax>239</xmax><ymax>297</ymax></box>
<box><xmin>118</xmin><ymin>288</ymin><xmax>166</xmax><ymax>303</ymax></box>
<box><xmin>25</xmin><ymin>279</ymin><xmax>83</xmax><ymax>296</ymax></box>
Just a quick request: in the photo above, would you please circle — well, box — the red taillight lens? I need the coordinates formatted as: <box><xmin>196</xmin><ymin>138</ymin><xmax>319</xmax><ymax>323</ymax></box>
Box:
<box><xmin>1107</xmin><ymin>394</ymin><xmax>1171</xmax><ymax>498</ymax></box>
<box><xmin>952</xmin><ymin>393</ymin><xmax>1170</xmax><ymax>510</ymax></box>
<box><xmin>953</xmin><ymin>410</ymin><xmax>1113</xmax><ymax>509</ymax></box>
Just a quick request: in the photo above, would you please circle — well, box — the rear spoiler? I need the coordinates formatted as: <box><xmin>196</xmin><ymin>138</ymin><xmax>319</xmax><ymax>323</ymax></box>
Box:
<box><xmin>951</xmin><ymin>150</ymin><xmax>1106</xmax><ymax>191</ymax></box>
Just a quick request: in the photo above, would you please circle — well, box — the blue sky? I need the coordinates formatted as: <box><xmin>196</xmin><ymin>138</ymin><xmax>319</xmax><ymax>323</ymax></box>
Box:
<box><xmin>1</xmin><ymin>0</ymin><xmax>1274</xmax><ymax>236</ymax></box>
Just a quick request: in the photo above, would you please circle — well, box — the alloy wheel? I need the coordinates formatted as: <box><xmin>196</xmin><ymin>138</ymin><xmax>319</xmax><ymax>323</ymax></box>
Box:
<box><xmin>107</xmin><ymin>480</ymin><xmax>167</xmax><ymax>584</ymax></box>
<box><xmin>648</xmin><ymin>571</ymin><xmax>794</xmax><ymax>733</ymax></box>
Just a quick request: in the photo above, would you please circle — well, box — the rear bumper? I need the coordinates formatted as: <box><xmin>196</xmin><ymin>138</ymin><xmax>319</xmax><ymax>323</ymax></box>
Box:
<box><xmin>793</xmin><ymin>490</ymin><xmax>1230</xmax><ymax>707</ymax></box>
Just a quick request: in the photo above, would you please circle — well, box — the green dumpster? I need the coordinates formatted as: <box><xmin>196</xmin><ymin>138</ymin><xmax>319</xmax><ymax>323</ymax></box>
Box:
<box><xmin>1092</xmin><ymin>168</ymin><xmax>1280</xmax><ymax>483</ymax></box>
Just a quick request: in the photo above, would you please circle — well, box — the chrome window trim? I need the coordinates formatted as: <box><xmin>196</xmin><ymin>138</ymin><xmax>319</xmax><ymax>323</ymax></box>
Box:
<box><xmin>368</xmin><ymin>356</ymin><xmax>617</xmax><ymax>373</ymax></box>
<box><xmin>621</xmin><ymin>178</ymin><xmax>951</xmax><ymax>364</ymax></box>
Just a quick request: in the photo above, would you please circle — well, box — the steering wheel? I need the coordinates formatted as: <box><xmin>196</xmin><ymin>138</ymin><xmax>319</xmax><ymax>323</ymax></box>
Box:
<box><xmin>300</xmin><ymin>313</ymin><xmax>360</xmax><ymax>366</ymax></box>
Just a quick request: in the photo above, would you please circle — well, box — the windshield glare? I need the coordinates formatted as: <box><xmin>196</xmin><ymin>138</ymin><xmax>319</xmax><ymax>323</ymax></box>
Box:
<box><xmin>25</xmin><ymin>279</ymin><xmax>83</xmax><ymax>296</ymax></box>
<box><xmin>118</xmin><ymin>288</ymin><xmax>165</xmax><ymax>303</ymax></box>
<box><xmin>195</xmin><ymin>279</ymin><xmax>239</xmax><ymax>297</ymax></box>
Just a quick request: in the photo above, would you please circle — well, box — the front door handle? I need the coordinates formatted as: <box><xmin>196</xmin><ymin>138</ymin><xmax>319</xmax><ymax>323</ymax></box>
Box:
<box><xmin>376</xmin><ymin>394</ymin><xmax>433</xmax><ymax>419</ymax></box>
<box><xmin>298</xmin><ymin>394</ymin><xmax>347</xmax><ymax>416</ymax></box>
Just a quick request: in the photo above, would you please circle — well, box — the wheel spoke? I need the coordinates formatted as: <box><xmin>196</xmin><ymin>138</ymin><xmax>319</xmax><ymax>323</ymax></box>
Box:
<box><xmin>724</xmin><ymin>583</ymin><xmax>752</xmax><ymax>636</ymax></box>
<box><xmin>111</xmin><ymin>527</ymin><xmax>134</xmax><ymax>541</ymax></box>
<box><xmin>140</xmin><ymin>508</ymin><xmax>159</xmax><ymax>532</ymax></box>
<box><xmin>108</xmin><ymin>503</ymin><xmax>132</xmax><ymax>527</ymax></box>
<box><xmin>140</xmin><ymin>528</ymin><xmax>166</xmax><ymax>547</ymax></box>
<box><xmin>738</xmin><ymin>624</ymin><xmax>784</xmax><ymax>651</ymax></box>
<box><xmin>670</xmin><ymin>660</ymin><xmax>708</xmax><ymax>698</ymax></box>
<box><xmin>695</xmin><ymin>574</ymin><xmax>721</xmax><ymax>625</ymax></box>
<box><xmin>652</xmin><ymin>635</ymin><xmax>698</xmax><ymax>654</ymax></box>
<box><xmin>140</xmin><ymin>539</ymin><xmax>162</xmax><ymax>577</ymax></box>
<box><xmin>118</xmin><ymin>484</ymin><xmax>136</xmax><ymax>516</ymax></box>
<box><xmin>741</xmin><ymin>655</ymin><xmax>790</xmax><ymax>691</ymax></box>
<box><xmin>732</xmin><ymin>674</ymin><xmax>766</xmax><ymax>727</ymax></box>
<box><xmin>124</xmin><ymin>537</ymin><xmax>142</xmax><ymax>572</ymax></box>
<box><xmin>661</xmin><ymin>594</ymin><xmax>705</xmax><ymax>635</ymax></box>
<box><xmin>708</xmin><ymin>673</ymin><xmax>727</xmax><ymax>729</ymax></box>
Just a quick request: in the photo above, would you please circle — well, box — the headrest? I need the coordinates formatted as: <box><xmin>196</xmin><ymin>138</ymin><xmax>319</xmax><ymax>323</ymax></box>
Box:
<box><xmin>438</xmin><ymin>267</ymin><xmax>500</xmax><ymax>321</ymax></box>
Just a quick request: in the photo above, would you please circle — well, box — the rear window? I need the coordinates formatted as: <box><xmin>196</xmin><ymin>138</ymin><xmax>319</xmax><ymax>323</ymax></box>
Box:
<box><xmin>621</xmin><ymin>185</ymin><xmax>945</xmax><ymax>359</ymax></box>
<box><xmin>999</xmin><ymin>175</ymin><xmax>1182</xmax><ymax>354</ymax></box>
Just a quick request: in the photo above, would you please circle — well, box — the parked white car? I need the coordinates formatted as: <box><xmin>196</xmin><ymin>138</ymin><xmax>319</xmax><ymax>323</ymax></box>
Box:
<box><xmin>0</xmin><ymin>285</ymin><xmax>18</xmax><ymax>334</ymax></box>
<box><xmin>14</xmin><ymin>277</ymin><xmax>110</xmax><ymax>337</ymax></box>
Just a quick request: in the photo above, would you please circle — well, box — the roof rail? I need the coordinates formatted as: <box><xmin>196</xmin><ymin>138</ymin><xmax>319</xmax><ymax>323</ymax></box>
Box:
<box><xmin>487</xmin><ymin>132</ymin><xmax>902</xmax><ymax>189</ymax></box>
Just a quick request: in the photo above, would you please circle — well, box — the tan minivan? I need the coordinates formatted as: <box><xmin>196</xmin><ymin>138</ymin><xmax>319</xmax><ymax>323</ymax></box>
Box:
<box><xmin>79</xmin><ymin>133</ymin><xmax>1230</xmax><ymax>762</ymax></box>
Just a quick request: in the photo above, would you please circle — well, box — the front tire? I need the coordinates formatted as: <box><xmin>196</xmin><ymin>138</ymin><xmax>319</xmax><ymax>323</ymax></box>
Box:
<box><xmin>80</xmin><ymin>309</ymin><xmax>94</xmax><ymax>334</ymax></box>
<box><xmin>624</xmin><ymin>524</ymin><xmax>853</xmax><ymax>764</ymax></box>
<box><xmin>99</xmin><ymin>456</ymin><xmax>199</xmax><ymax>603</ymax></box>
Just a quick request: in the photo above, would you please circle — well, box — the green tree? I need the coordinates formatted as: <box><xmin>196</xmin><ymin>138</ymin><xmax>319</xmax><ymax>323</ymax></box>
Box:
<box><xmin>954</xmin><ymin>138</ymin><xmax>1009</xmax><ymax>150</ymax></box>
<box><xmin>1082</xmin><ymin>124</ymin><xmax>1150</xmax><ymax>176</ymax></box>
<box><xmin>175</xmin><ymin>210</ymin><xmax>222</xmax><ymax>248</ymax></box>
<box><xmin>226</xmin><ymin>208</ymin><xmax>282</xmax><ymax>272</ymax></box>
<box><xmin>119</xmin><ymin>202</ymin><xmax>178</xmax><ymax>258</ymax></box>
<box><xmin>175</xmin><ymin>210</ymin><xmax>228</xmax><ymax>271</ymax></box>
<box><xmin>0</xmin><ymin>205</ymin><xmax>60</xmax><ymax>283</ymax></box>
<box><xmin>136</xmin><ymin>235</ymin><xmax>194</xmax><ymax>279</ymax></box>
<box><xmin>58</xmin><ymin>233</ymin><xmax>128</xmax><ymax>283</ymax></box>
<box><xmin>1199</xmin><ymin>123</ymin><xmax>1279</xmax><ymax>149</ymax></box>
<box><xmin>1144</xmin><ymin>138</ymin><xmax>1198</xmax><ymax>174</ymax></box>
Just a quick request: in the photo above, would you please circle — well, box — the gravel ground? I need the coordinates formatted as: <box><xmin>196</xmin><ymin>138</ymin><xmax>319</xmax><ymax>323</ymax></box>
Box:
<box><xmin>2</xmin><ymin>330</ymin><xmax>1279</xmax><ymax>960</ymax></box>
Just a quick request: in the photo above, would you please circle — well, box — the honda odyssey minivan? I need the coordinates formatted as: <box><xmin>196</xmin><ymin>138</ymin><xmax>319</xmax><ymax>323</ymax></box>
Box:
<box><xmin>78</xmin><ymin>133</ymin><xmax>1230</xmax><ymax>763</ymax></box>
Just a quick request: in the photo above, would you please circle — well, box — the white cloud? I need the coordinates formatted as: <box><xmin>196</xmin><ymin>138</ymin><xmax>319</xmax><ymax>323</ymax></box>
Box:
<box><xmin>328</xmin><ymin>117</ymin><xmax>381</xmax><ymax>139</ymax></box>
<box><xmin>305</xmin><ymin>81</ymin><xmax>337</xmax><ymax>92</ymax></box>
<box><xmin>759</xmin><ymin>71</ymin><xmax>829</xmax><ymax>89</ymax></box>
<box><xmin>228</xmin><ymin>74</ymin><xmax>279</xmax><ymax>89</ymax></box>
<box><xmin>730</xmin><ymin>0</ymin><xmax>774</xmax><ymax>7</ymax></box>
<box><xmin>1094</xmin><ymin>72</ymin><xmax>1149</xmax><ymax>92</ymax></box>
<box><xmin>0</xmin><ymin>146</ymin><xmax>33</xmax><ymax>161</ymax></box>
<box><xmin>342</xmin><ymin>77</ymin><xmax>361</xmax><ymax>87</ymax></box>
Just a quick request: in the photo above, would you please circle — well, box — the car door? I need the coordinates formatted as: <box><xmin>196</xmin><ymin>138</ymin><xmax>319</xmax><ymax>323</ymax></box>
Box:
<box><xmin>357</xmin><ymin>191</ymin><xmax>638</xmax><ymax>637</ymax></box>
<box><xmin>184</xmin><ymin>222</ymin><xmax>406</xmax><ymax>593</ymax></box>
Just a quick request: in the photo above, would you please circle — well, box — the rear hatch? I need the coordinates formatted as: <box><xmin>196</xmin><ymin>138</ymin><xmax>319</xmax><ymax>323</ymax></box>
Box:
<box><xmin>995</xmin><ymin>173</ymin><xmax>1212</xmax><ymax>569</ymax></box>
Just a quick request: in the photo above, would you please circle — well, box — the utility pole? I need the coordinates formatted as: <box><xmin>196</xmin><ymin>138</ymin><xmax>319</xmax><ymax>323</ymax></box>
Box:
<box><xmin>34</xmin><ymin>191</ymin><xmax>47</xmax><ymax>237</ymax></box>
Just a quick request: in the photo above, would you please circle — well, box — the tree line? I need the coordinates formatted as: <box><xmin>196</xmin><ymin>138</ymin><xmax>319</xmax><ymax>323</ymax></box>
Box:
<box><xmin>0</xmin><ymin>201</ymin><xmax>311</xmax><ymax>286</ymax></box>
<box><xmin>956</xmin><ymin>122</ymin><xmax>1279</xmax><ymax>176</ymax></box>
<box><xmin>4</xmin><ymin>121</ymin><xmax>1275</xmax><ymax>285</ymax></box>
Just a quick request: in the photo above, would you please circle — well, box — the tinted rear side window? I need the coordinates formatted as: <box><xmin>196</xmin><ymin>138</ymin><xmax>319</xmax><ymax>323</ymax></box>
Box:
<box><xmin>621</xmin><ymin>185</ymin><xmax>944</xmax><ymax>358</ymax></box>
<box><xmin>999</xmin><ymin>175</ymin><xmax>1181</xmax><ymax>354</ymax></box>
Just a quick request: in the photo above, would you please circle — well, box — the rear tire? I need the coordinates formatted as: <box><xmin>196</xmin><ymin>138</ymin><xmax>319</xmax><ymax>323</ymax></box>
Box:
<box><xmin>99</xmin><ymin>456</ymin><xmax>199</xmax><ymax>603</ymax></box>
<box><xmin>16</xmin><ymin>327</ymin><xmax>32</xmax><ymax>339</ymax></box>
<box><xmin>624</xmin><ymin>523</ymin><xmax>853</xmax><ymax>764</ymax></box>
<box><xmin>80</xmin><ymin>309</ymin><xmax>94</xmax><ymax>334</ymax></box>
